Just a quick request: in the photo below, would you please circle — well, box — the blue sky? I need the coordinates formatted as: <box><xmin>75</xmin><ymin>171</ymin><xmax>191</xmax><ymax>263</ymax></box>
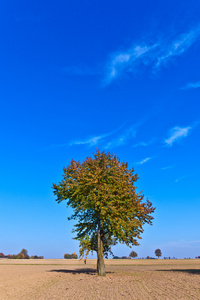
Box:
<box><xmin>0</xmin><ymin>0</ymin><xmax>200</xmax><ymax>259</ymax></box>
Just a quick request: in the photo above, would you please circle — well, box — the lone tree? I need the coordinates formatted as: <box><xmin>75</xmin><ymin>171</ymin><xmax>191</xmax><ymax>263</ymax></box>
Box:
<box><xmin>155</xmin><ymin>249</ymin><xmax>162</xmax><ymax>258</ymax></box>
<box><xmin>53</xmin><ymin>150</ymin><xmax>155</xmax><ymax>276</ymax></box>
<box><xmin>129</xmin><ymin>250</ymin><xmax>138</xmax><ymax>258</ymax></box>
<box><xmin>20</xmin><ymin>249</ymin><xmax>29</xmax><ymax>258</ymax></box>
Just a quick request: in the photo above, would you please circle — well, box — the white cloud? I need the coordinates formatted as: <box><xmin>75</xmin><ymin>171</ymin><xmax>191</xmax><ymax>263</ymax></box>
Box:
<box><xmin>104</xmin><ymin>127</ymin><xmax>136</xmax><ymax>149</ymax></box>
<box><xmin>69</xmin><ymin>130</ymin><xmax>115</xmax><ymax>147</ymax></box>
<box><xmin>43</xmin><ymin>134</ymin><xmax>109</xmax><ymax>150</ymax></box>
<box><xmin>104</xmin><ymin>44</ymin><xmax>157</xmax><ymax>84</ymax></box>
<box><xmin>165</xmin><ymin>126</ymin><xmax>191</xmax><ymax>146</ymax></box>
<box><xmin>132</xmin><ymin>140</ymin><xmax>154</xmax><ymax>148</ymax></box>
<box><xmin>174</xmin><ymin>175</ymin><xmax>187</xmax><ymax>183</ymax></box>
<box><xmin>161</xmin><ymin>165</ymin><xmax>173</xmax><ymax>170</ymax></box>
<box><xmin>181</xmin><ymin>81</ymin><xmax>200</xmax><ymax>90</ymax></box>
<box><xmin>69</xmin><ymin>125</ymin><xmax>137</xmax><ymax>149</ymax></box>
<box><xmin>133</xmin><ymin>142</ymin><xmax>148</xmax><ymax>148</ymax></box>
<box><xmin>156</xmin><ymin>26</ymin><xmax>200</xmax><ymax>68</ymax></box>
<box><xmin>44</xmin><ymin>124</ymin><xmax>138</xmax><ymax>150</ymax></box>
<box><xmin>70</xmin><ymin>135</ymin><xmax>104</xmax><ymax>146</ymax></box>
<box><xmin>104</xmin><ymin>24</ymin><xmax>200</xmax><ymax>84</ymax></box>
<box><xmin>137</xmin><ymin>157</ymin><xmax>152</xmax><ymax>165</ymax></box>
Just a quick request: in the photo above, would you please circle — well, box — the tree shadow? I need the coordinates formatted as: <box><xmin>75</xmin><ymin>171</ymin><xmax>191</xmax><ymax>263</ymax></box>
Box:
<box><xmin>49</xmin><ymin>268</ymin><xmax>113</xmax><ymax>275</ymax></box>
<box><xmin>157</xmin><ymin>269</ymin><xmax>200</xmax><ymax>275</ymax></box>
<box><xmin>49</xmin><ymin>268</ymin><xmax>97</xmax><ymax>275</ymax></box>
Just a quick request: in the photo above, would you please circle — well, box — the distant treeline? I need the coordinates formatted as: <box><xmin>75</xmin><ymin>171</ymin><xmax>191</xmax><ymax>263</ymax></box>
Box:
<box><xmin>113</xmin><ymin>256</ymin><xmax>131</xmax><ymax>259</ymax></box>
<box><xmin>0</xmin><ymin>249</ymin><xmax>43</xmax><ymax>259</ymax></box>
<box><xmin>64</xmin><ymin>252</ymin><xmax>78</xmax><ymax>259</ymax></box>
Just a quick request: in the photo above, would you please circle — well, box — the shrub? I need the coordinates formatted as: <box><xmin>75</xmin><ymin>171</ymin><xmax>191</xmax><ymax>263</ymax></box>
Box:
<box><xmin>64</xmin><ymin>252</ymin><xmax>78</xmax><ymax>259</ymax></box>
<box><xmin>30</xmin><ymin>255</ymin><xmax>44</xmax><ymax>259</ymax></box>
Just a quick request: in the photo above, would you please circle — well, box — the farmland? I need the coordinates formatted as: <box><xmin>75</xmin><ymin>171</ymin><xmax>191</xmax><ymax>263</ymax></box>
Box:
<box><xmin>0</xmin><ymin>259</ymin><xmax>200</xmax><ymax>299</ymax></box>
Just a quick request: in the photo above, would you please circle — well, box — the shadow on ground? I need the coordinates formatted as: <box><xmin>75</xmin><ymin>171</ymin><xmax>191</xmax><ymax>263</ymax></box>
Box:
<box><xmin>49</xmin><ymin>268</ymin><xmax>113</xmax><ymax>275</ymax></box>
<box><xmin>49</xmin><ymin>268</ymin><xmax>97</xmax><ymax>275</ymax></box>
<box><xmin>157</xmin><ymin>269</ymin><xmax>200</xmax><ymax>275</ymax></box>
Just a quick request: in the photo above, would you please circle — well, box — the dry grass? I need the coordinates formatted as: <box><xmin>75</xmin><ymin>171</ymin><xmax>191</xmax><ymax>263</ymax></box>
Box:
<box><xmin>0</xmin><ymin>258</ymin><xmax>200</xmax><ymax>299</ymax></box>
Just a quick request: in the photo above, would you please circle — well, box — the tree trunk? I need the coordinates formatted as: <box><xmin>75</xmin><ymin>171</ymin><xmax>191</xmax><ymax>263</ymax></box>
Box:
<box><xmin>97</xmin><ymin>217</ymin><xmax>106</xmax><ymax>276</ymax></box>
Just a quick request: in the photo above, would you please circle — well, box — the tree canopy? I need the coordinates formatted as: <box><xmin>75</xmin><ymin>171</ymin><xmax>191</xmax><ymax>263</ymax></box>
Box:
<box><xmin>129</xmin><ymin>250</ymin><xmax>138</xmax><ymax>258</ymax></box>
<box><xmin>64</xmin><ymin>252</ymin><xmax>78</xmax><ymax>259</ymax></box>
<box><xmin>155</xmin><ymin>249</ymin><xmax>162</xmax><ymax>258</ymax></box>
<box><xmin>53</xmin><ymin>150</ymin><xmax>155</xmax><ymax>275</ymax></box>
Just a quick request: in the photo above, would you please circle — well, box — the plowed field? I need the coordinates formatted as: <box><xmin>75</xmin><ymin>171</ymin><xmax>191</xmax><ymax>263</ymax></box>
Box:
<box><xmin>0</xmin><ymin>259</ymin><xmax>200</xmax><ymax>299</ymax></box>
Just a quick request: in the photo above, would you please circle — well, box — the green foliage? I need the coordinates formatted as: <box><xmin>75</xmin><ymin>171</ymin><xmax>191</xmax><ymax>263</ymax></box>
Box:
<box><xmin>79</xmin><ymin>233</ymin><xmax>117</xmax><ymax>258</ymax></box>
<box><xmin>155</xmin><ymin>249</ymin><xmax>162</xmax><ymax>258</ymax></box>
<box><xmin>53</xmin><ymin>150</ymin><xmax>155</xmax><ymax>271</ymax></box>
<box><xmin>129</xmin><ymin>250</ymin><xmax>138</xmax><ymax>258</ymax></box>
<box><xmin>64</xmin><ymin>252</ymin><xmax>78</xmax><ymax>259</ymax></box>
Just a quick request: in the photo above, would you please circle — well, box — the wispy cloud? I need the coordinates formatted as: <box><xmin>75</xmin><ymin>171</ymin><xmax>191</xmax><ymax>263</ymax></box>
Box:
<box><xmin>104</xmin><ymin>44</ymin><xmax>157</xmax><ymax>84</ymax></box>
<box><xmin>161</xmin><ymin>165</ymin><xmax>174</xmax><ymax>170</ymax></box>
<box><xmin>70</xmin><ymin>135</ymin><xmax>105</xmax><ymax>146</ymax></box>
<box><xmin>181</xmin><ymin>81</ymin><xmax>200</xmax><ymax>90</ymax></box>
<box><xmin>164</xmin><ymin>126</ymin><xmax>191</xmax><ymax>146</ymax></box>
<box><xmin>174</xmin><ymin>175</ymin><xmax>187</xmax><ymax>183</ymax></box>
<box><xmin>104</xmin><ymin>24</ymin><xmax>200</xmax><ymax>84</ymax></box>
<box><xmin>155</xmin><ymin>26</ymin><xmax>200</xmax><ymax>68</ymax></box>
<box><xmin>44</xmin><ymin>123</ymin><xmax>141</xmax><ymax>150</ymax></box>
<box><xmin>136</xmin><ymin>157</ymin><xmax>152</xmax><ymax>165</ymax></box>
<box><xmin>69</xmin><ymin>130</ymin><xmax>117</xmax><ymax>147</ymax></box>
<box><xmin>69</xmin><ymin>125</ymin><xmax>137</xmax><ymax>149</ymax></box>
<box><xmin>132</xmin><ymin>139</ymin><xmax>155</xmax><ymax>148</ymax></box>
<box><xmin>104</xmin><ymin>126</ymin><xmax>136</xmax><ymax>149</ymax></box>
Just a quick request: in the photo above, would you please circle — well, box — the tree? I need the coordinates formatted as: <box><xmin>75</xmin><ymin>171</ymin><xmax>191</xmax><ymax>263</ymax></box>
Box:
<box><xmin>30</xmin><ymin>255</ymin><xmax>44</xmax><ymax>259</ymax></box>
<box><xmin>155</xmin><ymin>249</ymin><xmax>162</xmax><ymax>258</ymax></box>
<box><xmin>53</xmin><ymin>150</ymin><xmax>155</xmax><ymax>276</ymax></box>
<box><xmin>64</xmin><ymin>252</ymin><xmax>78</xmax><ymax>259</ymax></box>
<box><xmin>71</xmin><ymin>252</ymin><xmax>78</xmax><ymax>259</ymax></box>
<box><xmin>129</xmin><ymin>250</ymin><xmax>138</xmax><ymax>258</ymax></box>
<box><xmin>16</xmin><ymin>253</ymin><xmax>25</xmax><ymax>259</ymax></box>
<box><xmin>19</xmin><ymin>249</ymin><xmax>29</xmax><ymax>259</ymax></box>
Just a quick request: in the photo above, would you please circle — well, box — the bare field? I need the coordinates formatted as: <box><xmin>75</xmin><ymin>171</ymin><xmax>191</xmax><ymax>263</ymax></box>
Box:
<box><xmin>0</xmin><ymin>259</ymin><xmax>200</xmax><ymax>299</ymax></box>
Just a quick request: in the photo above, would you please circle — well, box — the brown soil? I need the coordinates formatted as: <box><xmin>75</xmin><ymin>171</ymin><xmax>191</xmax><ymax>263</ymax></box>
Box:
<box><xmin>0</xmin><ymin>259</ymin><xmax>200</xmax><ymax>299</ymax></box>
